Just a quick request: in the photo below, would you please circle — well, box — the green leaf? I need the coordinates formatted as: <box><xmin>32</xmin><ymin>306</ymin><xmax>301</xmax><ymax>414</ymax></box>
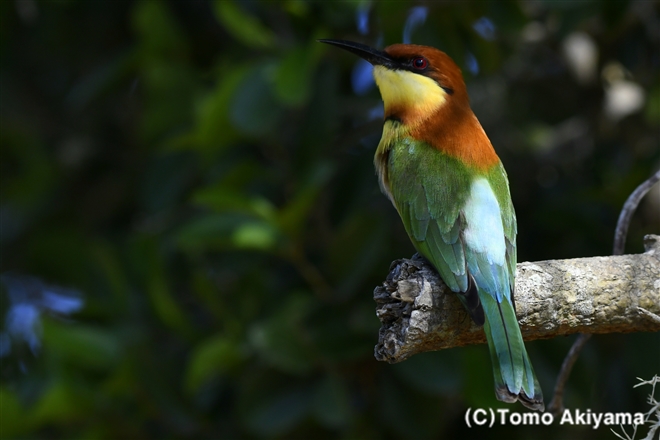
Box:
<box><xmin>0</xmin><ymin>388</ymin><xmax>28</xmax><ymax>438</ymax></box>
<box><xmin>273</xmin><ymin>38</ymin><xmax>324</xmax><ymax>107</ymax></box>
<box><xmin>127</xmin><ymin>237</ymin><xmax>191</xmax><ymax>335</ymax></box>
<box><xmin>213</xmin><ymin>0</ymin><xmax>275</xmax><ymax>49</ymax></box>
<box><xmin>184</xmin><ymin>335</ymin><xmax>243</xmax><ymax>394</ymax></box>
<box><xmin>147</xmin><ymin>267</ymin><xmax>190</xmax><ymax>333</ymax></box>
<box><xmin>90</xmin><ymin>241</ymin><xmax>130</xmax><ymax>307</ymax></box>
<box><xmin>283</xmin><ymin>0</ymin><xmax>309</xmax><ymax>17</ymax></box>
<box><xmin>273</xmin><ymin>48</ymin><xmax>311</xmax><ymax>107</ymax></box>
<box><xmin>1</xmin><ymin>125</ymin><xmax>55</xmax><ymax>209</ymax></box>
<box><xmin>277</xmin><ymin>161</ymin><xmax>334</xmax><ymax>238</ymax></box>
<box><xmin>132</xmin><ymin>0</ymin><xmax>188</xmax><ymax>60</ymax></box>
<box><xmin>30</xmin><ymin>381</ymin><xmax>80</xmax><ymax>426</ymax></box>
<box><xmin>191</xmin><ymin>185</ymin><xmax>275</xmax><ymax>220</ymax></box>
<box><xmin>131</xmin><ymin>2</ymin><xmax>196</xmax><ymax>145</ymax></box>
<box><xmin>192</xmin><ymin>64</ymin><xmax>251</xmax><ymax>152</ymax></box>
<box><xmin>229</xmin><ymin>64</ymin><xmax>283</xmax><ymax>137</ymax></box>
<box><xmin>645</xmin><ymin>84</ymin><xmax>660</xmax><ymax>126</ymax></box>
<box><xmin>176</xmin><ymin>213</ymin><xmax>279</xmax><ymax>253</ymax></box>
<box><xmin>231</xmin><ymin>221</ymin><xmax>278</xmax><ymax>250</ymax></box>
<box><xmin>42</xmin><ymin>320</ymin><xmax>121</xmax><ymax>371</ymax></box>
<box><xmin>139</xmin><ymin>239</ymin><xmax>192</xmax><ymax>334</ymax></box>
<box><xmin>176</xmin><ymin>213</ymin><xmax>247</xmax><ymax>252</ymax></box>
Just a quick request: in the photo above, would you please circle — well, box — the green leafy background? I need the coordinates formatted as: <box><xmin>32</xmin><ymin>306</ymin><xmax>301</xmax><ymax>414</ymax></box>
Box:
<box><xmin>1</xmin><ymin>1</ymin><xmax>658</xmax><ymax>439</ymax></box>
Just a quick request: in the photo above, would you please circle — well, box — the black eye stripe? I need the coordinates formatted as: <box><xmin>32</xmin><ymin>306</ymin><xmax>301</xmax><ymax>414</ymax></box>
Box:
<box><xmin>394</xmin><ymin>56</ymin><xmax>429</xmax><ymax>71</ymax></box>
<box><xmin>393</xmin><ymin>56</ymin><xmax>451</xmax><ymax>93</ymax></box>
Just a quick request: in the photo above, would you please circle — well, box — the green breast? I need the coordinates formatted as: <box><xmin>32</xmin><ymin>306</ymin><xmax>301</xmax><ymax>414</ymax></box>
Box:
<box><xmin>386</xmin><ymin>136</ymin><xmax>473</xmax><ymax>233</ymax></box>
<box><xmin>377</xmin><ymin>130</ymin><xmax>515</xmax><ymax>239</ymax></box>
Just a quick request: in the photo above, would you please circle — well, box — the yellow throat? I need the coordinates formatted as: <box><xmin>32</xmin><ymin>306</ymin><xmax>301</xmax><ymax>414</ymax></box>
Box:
<box><xmin>372</xmin><ymin>65</ymin><xmax>448</xmax><ymax>126</ymax></box>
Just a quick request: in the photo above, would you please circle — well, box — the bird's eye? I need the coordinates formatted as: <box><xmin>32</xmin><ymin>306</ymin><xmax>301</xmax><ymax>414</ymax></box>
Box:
<box><xmin>412</xmin><ymin>57</ymin><xmax>428</xmax><ymax>70</ymax></box>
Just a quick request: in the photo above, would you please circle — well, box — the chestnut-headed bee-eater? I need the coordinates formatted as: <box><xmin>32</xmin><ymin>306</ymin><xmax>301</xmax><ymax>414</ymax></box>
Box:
<box><xmin>320</xmin><ymin>39</ymin><xmax>544</xmax><ymax>411</ymax></box>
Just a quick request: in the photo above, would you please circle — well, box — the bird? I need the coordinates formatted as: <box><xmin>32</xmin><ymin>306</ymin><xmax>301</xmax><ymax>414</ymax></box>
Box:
<box><xmin>319</xmin><ymin>39</ymin><xmax>544</xmax><ymax>411</ymax></box>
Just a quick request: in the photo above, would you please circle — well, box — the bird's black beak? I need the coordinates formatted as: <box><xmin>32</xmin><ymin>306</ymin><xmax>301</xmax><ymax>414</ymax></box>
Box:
<box><xmin>318</xmin><ymin>39</ymin><xmax>394</xmax><ymax>68</ymax></box>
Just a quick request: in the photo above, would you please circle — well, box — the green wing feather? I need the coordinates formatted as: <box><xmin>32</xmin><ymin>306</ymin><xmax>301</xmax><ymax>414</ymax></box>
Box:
<box><xmin>384</xmin><ymin>136</ymin><xmax>543</xmax><ymax>411</ymax></box>
<box><xmin>386</xmin><ymin>137</ymin><xmax>485</xmax><ymax>322</ymax></box>
<box><xmin>386</xmin><ymin>138</ymin><xmax>471</xmax><ymax>288</ymax></box>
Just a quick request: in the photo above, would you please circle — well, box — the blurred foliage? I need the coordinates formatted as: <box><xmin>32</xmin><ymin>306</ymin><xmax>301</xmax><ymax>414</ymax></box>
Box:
<box><xmin>1</xmin><ymin>1</ymin><xmax>659</xmax><ymax>439</ymax></box>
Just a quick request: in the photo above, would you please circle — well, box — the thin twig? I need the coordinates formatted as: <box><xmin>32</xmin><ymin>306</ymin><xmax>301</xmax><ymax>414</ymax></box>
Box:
<box><xmin>613</xmin><ymin>169</ymin><xmax>660</xmax><ymax>256</ymax></box>
<box><xmin>547</xmin><ymin>333</ymin><xmax>592</xmax><ymax>415</ymax></box>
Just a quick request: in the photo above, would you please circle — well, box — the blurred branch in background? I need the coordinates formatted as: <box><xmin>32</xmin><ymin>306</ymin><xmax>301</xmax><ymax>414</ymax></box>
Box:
<box><xmin>375</xmin><ymin>234</ymin><xmax>660</xmax><ymax>364</ymax></box>
<box><xmin>614</xmin><ymin>170</ymin><xmax>660</xmax><ymax>256</ymax></box>
<box><xmin>547</xmin><ymin>333</ymin><xmax>591</xmax><ymax>415</ymax></box>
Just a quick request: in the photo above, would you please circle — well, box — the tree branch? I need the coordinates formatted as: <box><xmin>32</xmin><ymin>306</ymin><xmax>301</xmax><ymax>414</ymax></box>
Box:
<box><xmin>374</xmin><ymin>234</ymin><xmax>660</xmax><ymax>364</ymax></box>
<box><xmin>548</xmin><ymin>170</ymin><xmax>660</xmax><ymax>412</ymax></box>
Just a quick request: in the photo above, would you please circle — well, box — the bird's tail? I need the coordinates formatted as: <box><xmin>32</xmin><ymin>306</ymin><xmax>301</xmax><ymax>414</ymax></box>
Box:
<box><xmin>480</xmin><ymin>290</ymin><xmax>544</xmax><ymax>411</ymax></box>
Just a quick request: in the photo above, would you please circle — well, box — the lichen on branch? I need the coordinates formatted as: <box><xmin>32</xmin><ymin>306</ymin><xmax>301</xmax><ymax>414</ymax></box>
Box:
<box><xmin>374</xmin><ymin>235</ymin><xmax>660</xmax><ymax>364</ymax></box>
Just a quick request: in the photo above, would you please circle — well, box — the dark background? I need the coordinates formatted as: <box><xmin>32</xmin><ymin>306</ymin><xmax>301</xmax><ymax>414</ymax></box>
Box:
<box><xmin>1</xmin><ymin>1</ymin><xmax>659</xmax><ymax>438</ymax></box>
